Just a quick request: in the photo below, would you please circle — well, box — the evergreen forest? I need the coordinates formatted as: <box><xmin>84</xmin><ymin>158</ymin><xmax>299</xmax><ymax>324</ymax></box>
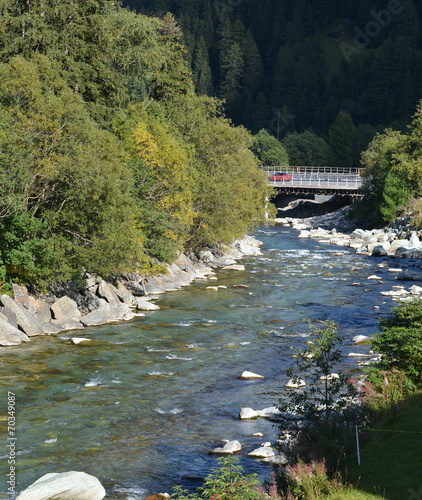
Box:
<box><xmin>125</xmin><ymin>0</ymin><xmax>422</xmax><ymax>166</ymax></box>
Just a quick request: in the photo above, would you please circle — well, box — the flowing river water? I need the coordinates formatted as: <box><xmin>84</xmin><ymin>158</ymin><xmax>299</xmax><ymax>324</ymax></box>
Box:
<box><xmin>0</xmin><ymin>224</ymin><xmax>405</xmax><ymax>498</ymax></box>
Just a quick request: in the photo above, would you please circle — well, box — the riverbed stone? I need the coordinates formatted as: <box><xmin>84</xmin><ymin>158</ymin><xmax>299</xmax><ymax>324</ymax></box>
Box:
<box><xmin>0</xmin><ymin>315</ymin><xmax>30</xmax><ymax>345</ymax></box>
<box><xmin>239</xmin><ymin>371</ymin><xmax>264</xmax><ymax>379</ymax></box>
<box><xmin>256</xmin><ymin>407</ymin><xmax>281</xmax><ymax>418</ymax></box>
<box><xmin>133</xmin><ymin>298</ymin><xmax>160</xmax><ymax>311</ymax></box>
<box><xmin>51</xmin><ymin>296</ymin><xmax>81</xmax><ymax>322</ymax></box>
<box><xmin>114</xmin><ymin>281</ymin><xmax>135</xmax><ymax>305</ymax></box>
<box><xmin>27</xmin><ymin>297</ymin><xmax>52</xmax><ymax>323</ymax></box>
<box><xmin>210</xmin><ymin>440</ymin><xmax>242</xmax><ymax>455</ymax></box>
<box><xmin>0</xmin><ymin>295</ymin><xmax>45</xmax><ymax>336</ymax></box>
<box><xmin>50</xmin><ymin>319</ymin><xmax>84</xmax><ymax>331</ymax></box>
<box><xmin>371</xmin><ymin>245</ymin><xmax>389</xmax><ymax>257</ymax></box>
<box><xmin>248</xmin><ymin>446</ymin><xmax>275</xmax><ymax>458</ymax></box>
<box><xmin>352</xmin><ymin>335</ymin><xmax>374</xmax><ymax>345</ymax></box>
<box><xmin>221</xmin><ymin>264</ymin><xmax>245</xmax><ymax>271</ymax></box>
<box><xmin>390</xmin><ymin>239</ymin><xmax>411</xmax><ymax>253</ymax></box>
<box><xmin>0</xmin><ymin>306</ymin><xmax>18</xmax><ymax>328</ymax></box>
<box><xmin>238</xmin><ymin>407</ymin><xmax>258</xmax><ymax>419</ymax></box>
<box><xmin>410</xmin><ymin>285</ymin><xmax>422</xmax><ymax>295</ymax></box>
<box><xmin>12</xmin><ymin>283</ymin><xmax>30</xmax><ymax>309</ymax></box>
<box><xmin>285</xmin><ymin>378</ymin><xmax>306</xmax><ymax>388</ymax></box>
<box><xmin>16</xmin><ymin>471</ymin><xmax>106</xmax><ymax>500</ymax></box>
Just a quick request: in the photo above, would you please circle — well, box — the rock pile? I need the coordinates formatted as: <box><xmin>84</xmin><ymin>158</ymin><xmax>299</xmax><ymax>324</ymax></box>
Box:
<box><xmin>275</xmin><ymin>212</ymin><xmax>422</xmax><ymax>259</ymax></box>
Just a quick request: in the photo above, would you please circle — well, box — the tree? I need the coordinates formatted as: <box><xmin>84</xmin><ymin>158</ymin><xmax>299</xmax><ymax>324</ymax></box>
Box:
<box><xmin>251</xmin><ymin>129</ymin><xmax>289</xmax><ymax>166</ymax></box>
<box><xmin>361</xmin><ymin>98</ymin><xmax>422</xmax><ymax>222</ymax></box>
<box><xmin>165</xmin><ymin>94</ymin><xmax>271</xmax><ymax>250</ymax></box>
<box><xmin>328</xmin><ymin>111</ymin><xmax>357</xmax><ymax>167</ymax></box>
<box><xmin>278</xmin><ymin>321</ymin><xmax>360</xmax><ymax>469</ymax></box>
<box><xmin>282</xmin><ymin>131</ymin><xmax>333</xmax><ymax>166</ymax></box>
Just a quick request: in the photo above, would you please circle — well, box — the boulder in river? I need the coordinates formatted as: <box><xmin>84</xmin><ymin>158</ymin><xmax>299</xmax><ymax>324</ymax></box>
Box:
<box><xmin>239</xmin><ymin>371</ymin><xmax>264</xmax><ymax>379</ymax></box>
<box><xmin>16</xmin><ymin>471</ymin><xmax>105</xmax><ymax>500</ymax></box>
<box><xmin>247</xmin><ymin>446</ymin><xmax>275</xmax><ymax>458</ymax></box>
<box><xmin>285</xmin><ymin>378</ymin><xmax>306</xmax><ymax>388</ymax></box>
<box><xmin>238</xmin><ymin>407</ymin><xmax>258</xmax><ymax>419</ymax></box>
<box><xmin>210</xmin><ymin>440</ymin><xmax>242</xmax><ymax>455</ymax></box>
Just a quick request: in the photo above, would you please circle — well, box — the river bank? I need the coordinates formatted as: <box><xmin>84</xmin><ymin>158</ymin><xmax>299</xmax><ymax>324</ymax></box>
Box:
<box><xmin>0</xmin><ymin>236</ymin><xmax>263</xmax><ymax>348</ymax></box>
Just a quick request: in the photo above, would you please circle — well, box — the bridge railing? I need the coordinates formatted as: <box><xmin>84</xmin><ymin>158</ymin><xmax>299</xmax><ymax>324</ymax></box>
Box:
<box><xmin>260</xmin><ymin>166</ymin><xmax>362</xmax><ymax>175</ymax></box>
<box><xmin>267</xmin><ymin>174</ymin><xmax>362</xmax><ymax>188</ymax></box>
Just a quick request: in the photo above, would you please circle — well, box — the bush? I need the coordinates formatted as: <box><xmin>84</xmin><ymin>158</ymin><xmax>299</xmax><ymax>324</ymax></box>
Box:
<box><xmin>280</xmin><ymin>459</ymin><xmax>341</xmax><ymax>500</ymax></box>
<box><xmin>371</xmin><ymin>298</ymin><xmax>422</xmax><ymax>386</ymax></box>
<box><xmin>171</xmin><ymin>456</ymin><xmax>270</xmax><ymax>500</ymax></box>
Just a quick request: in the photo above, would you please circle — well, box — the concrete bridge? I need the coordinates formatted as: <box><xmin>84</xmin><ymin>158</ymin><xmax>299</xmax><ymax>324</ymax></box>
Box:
<box><xmin>262</xmin><ymin>166</ymin><xmax>363</xmax><ymax>197</ymax></box>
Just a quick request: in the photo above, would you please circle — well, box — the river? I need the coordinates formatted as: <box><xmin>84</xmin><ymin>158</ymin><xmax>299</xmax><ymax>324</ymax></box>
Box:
<box><xmin>0</xmin><ymin>224</ymin><xmax>401</xmax><ymax>498</ymax></box>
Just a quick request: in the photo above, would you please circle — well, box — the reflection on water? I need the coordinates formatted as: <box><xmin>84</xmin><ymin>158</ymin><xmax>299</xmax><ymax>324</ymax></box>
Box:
<box><xmin>0</xmin><ymin>225</ymin><xmax>399</xmax><ymax>498</ymax></box>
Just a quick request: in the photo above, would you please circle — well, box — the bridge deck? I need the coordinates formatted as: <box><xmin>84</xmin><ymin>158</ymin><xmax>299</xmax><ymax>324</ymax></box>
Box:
<box><xmin>262</xmin><ymin>167</ymin><xmax>363</xmax><ymax>197</ymax></box>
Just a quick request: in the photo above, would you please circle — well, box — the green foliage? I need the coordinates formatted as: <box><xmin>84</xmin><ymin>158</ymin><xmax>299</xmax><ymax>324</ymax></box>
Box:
<box><xmin>370</xmin><ymin>299</ymin><xmax>422</xmax><ymax>385</ymax></box>
<box><xmin>361</xmin><ymin>369</ymin><xmax>414</xmax><ymax>422</ymax></box>
<box><xmin>279</xmin><ymin>321</ymin><xmax>358</xmax><ymax>425</ymax></box>
<box><xmin>278</xmin><ymin>321</ymin><xmax>361</xmax><ymax>469</ymax></box>
<box><xmin>328</xmin><ymin>111</ymin><xmax>357</xmax><ymax>167</ymax></box>
<box><xmin>251</xmin><ymin>129</ymin><xmax>289</xmax><ymax>166</ymax></box>
<box><xmin>166</xmin><ymin>94</ymin><xmax>270</xmax><ymax>250</ymax></box>
<box><xmin>171</xmin><ymin>456</ymin><xmax>267</xmax><ymax>500</ymax></box>
<box><xmin>361</xmin><ymin>102</ymin><xmax>422</xmax><ymax>223</ymax></box>
<box><xmin>282</xmin><ymin>131</ymin><xmax>333</xmax><ymax>166</ymax></box>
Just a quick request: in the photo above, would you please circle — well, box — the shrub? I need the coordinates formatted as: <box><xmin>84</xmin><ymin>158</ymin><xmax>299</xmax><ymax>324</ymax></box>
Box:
<box><xmin>281</xmin><ymin>459</ymin><xmax>341</xmax><ymax>500</ymax></box>
<box><xmin>371</xmin><ymin>298</ymin><xmax>422</xmax><ymax>386</ymax></box>
<box><xmin>171</xmin><ymin>456</ymin><xmax>269</xmax><ymax>500</ymax></box>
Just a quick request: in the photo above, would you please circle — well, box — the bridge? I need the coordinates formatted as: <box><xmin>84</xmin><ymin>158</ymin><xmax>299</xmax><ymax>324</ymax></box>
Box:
<box><xmin>262</xmin><ymin>166</ymin><xmax>363</xmax><ymax>197</ymax></box>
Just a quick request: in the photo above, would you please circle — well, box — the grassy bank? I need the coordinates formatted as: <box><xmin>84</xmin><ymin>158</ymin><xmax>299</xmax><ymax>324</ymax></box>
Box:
<box><xmin>343</xmin><ymin>390</ymin><xmax>422</xmax><ymax>500</ymax></box>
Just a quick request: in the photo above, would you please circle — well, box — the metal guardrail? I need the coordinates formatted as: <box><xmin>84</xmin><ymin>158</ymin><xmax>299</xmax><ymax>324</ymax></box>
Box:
<box><xmin>261</xmin><ymin>166</ymin><xmax>363</xmax><ymax>175</ymax></box>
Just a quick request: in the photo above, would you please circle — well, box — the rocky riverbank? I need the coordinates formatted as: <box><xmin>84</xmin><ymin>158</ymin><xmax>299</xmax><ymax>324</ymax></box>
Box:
<box><xmin>274</xmin><ymin>205</ymin><xmax>422</xmax><ymax>301</ymax></box>
<box><xmin>0</xmin><ymin>236</ymin><xmax>263</xmax><ymax>347</ymax></box>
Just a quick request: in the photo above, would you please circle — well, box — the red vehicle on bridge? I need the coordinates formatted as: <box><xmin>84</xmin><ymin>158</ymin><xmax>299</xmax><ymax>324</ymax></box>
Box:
<box><xmin>268</xmin><ymin>172</ymin><xmax>292</xmax><ymax>181</ymax></box>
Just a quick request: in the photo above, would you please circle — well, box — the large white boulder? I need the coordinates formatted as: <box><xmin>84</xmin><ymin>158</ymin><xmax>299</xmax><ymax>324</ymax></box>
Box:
<box><xmin>285</xmin><ymin>379</ymin><xmax>306</xmax><ymax>388</ymax></box>
<box><xmin>238</xmin><ymin>407</ymin><xmax>258</xmax><ymax>419</ymax></box>
<box><xmin>248</xmin><ymin>446</ymin><xmax>275</xmax><ymax>458</ymax></box>
<box><xmin>16</xmin><ymin>471</ymin><xmax>105</xmax><ymax>500</ymax></box>
<box><xmin>210</xmin><ymin>440</ymin><xmax>241</xmax><ymax>455</ymax></box>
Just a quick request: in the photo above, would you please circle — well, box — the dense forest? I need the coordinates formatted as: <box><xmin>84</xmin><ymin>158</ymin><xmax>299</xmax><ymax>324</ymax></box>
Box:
<box><xmin>124</xmin><ymin>0</ymin><xmax>422</xmax><ymax>166</ymax></box>
<box><xmin>0</xmin><ymin>0</ymin><xmax>271</xmax><ymax>291</ymax></box>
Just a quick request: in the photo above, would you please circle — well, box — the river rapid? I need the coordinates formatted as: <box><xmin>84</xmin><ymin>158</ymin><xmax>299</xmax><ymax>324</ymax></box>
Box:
<box><xmin>0</xmin><ymin>224</ymin><xmax>402</xmax><ymax>499</ymax></box>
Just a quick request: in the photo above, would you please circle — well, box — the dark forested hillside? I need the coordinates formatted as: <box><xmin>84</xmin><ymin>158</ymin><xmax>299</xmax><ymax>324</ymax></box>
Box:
<box><xmin>123</xmin><ymin>0</ymin><xmax>422</xmax><ymax>143</ymax></box>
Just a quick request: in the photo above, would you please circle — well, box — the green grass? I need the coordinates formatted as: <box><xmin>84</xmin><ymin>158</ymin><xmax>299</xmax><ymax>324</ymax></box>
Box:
<box><xmin>325</xmin><ymin>488</ymin><xmax>385</xmax><ymax>500</ymax></box>
<box><xmin>344</xmin><ymin>391</ymin><xmax>422</xmax><ymax>500</ymax></box>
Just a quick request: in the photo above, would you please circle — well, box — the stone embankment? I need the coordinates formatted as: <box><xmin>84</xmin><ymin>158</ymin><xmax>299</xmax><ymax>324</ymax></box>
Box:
<box><xmin>0</xmin><ymin>236</ymin><xmax>263</xmax><ymax>347</ymax></box>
